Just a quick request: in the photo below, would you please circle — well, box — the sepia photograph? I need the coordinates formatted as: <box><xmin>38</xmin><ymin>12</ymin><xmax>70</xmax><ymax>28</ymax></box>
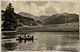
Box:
<box><xmin>1</xmin><ymin>0</ymin><xmax>79</xmax><ymax>52</ymax></box>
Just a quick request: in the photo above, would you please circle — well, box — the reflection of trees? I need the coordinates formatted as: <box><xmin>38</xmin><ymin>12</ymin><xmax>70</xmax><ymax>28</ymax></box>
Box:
<box><xmin>2</xmin><ymin>42</ymin><xmax>17</xmax><ymax>51</ymax></box>
<box><xmin>2</xmin><ymin>32</ymin><xmax>16</xmax><ymax>37</ymax></box>
<box><xmin>2</xmin><ymin>32</ymin><xmax>17</xmax><ymax>39</ymax></box>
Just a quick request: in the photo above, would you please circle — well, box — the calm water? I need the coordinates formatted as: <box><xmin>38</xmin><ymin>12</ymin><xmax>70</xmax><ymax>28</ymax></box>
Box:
<box><xmin>1</xmin><ymin>32</ymin><xmax>79</xmax><ymax>52</ymax></box>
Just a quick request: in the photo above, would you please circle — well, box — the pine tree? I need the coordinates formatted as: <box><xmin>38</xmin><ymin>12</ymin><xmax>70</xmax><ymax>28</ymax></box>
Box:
<box><xmin>2</xmin><ymin>3</ymin><xmax>17</xmax><ymax>30</ymax></box>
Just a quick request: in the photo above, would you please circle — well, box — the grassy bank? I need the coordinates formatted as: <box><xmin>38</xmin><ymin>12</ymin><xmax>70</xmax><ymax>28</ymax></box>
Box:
<box><xmin>16</xmin><ymin>22</ymin><xmax>79</xmax><ymax>33</ymax></box>
<box><xmin>2</xmin><ymin>31</ymin><xmax>16</xmax><ymax>33</ymax></box>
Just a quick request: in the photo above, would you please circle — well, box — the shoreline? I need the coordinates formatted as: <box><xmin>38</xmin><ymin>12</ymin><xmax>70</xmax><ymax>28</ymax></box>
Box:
<box><xmin>2</xmin><ymin>23</ymin><xmax>79</xmax><ymax>32</ymax></box>
<box><xmin>2</xmin><ymin>31</ymin><xmax>16</xmax><ymax>33</ymax></box>
<box><xmin>2</xmin><ymin>30</ymin><xmax>79</xmax><ymax>32</ymax></box>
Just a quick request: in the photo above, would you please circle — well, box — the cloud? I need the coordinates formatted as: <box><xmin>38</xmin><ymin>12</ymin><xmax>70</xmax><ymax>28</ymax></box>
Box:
<box><xmin>26</xmin><ymin>1</ymin><xmax>47</xmax><ymax>6</ymax></box>
<box><xmin>1</xmin><ymin>1</ymin><xmax>79</xmax><ymax>16</ymax></box>
<box><xmin>44</xmin><ymin>1</ymin><xmax>79</xmax><ymax>15</ymax></box>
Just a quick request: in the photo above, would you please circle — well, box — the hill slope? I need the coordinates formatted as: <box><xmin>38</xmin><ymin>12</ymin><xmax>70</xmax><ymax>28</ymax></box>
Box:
<box><xmin>38</xmin><ymin>15</ymin><xmax>49</xmax><ymax>22</ymax></box>
<box><xmin>43</xmin><ymin>13</ymin><xmax>79</xmax><ymax>25</ymax></box>
<box><xmin>18</xmin><ymin>12</ymin><xmax>38</xmax><ymax>20</ymax></box>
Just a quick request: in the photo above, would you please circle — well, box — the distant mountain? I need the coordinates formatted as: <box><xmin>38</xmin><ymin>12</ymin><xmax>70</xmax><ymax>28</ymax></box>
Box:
<box><xmin>43</xmin><ymin>13</ymin><xmax>79</xmax><ymax>25</ymax></box>
<box><xmin>18</xmin><ymin>12</ymin><xmax>38</xmax><ymax>20</ymax></box>
<box><xmin>38</xmin><ymin>15</ymin><xmax>49</xmax><ymax>22</ymax></box>
<box><xmin>18</xmin><ymin>12</ymin><xmax>42</xmax><ymax>25</ymax></box>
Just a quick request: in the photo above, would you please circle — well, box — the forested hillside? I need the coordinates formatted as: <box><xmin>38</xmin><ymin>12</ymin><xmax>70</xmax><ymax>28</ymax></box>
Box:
<box><xmin>43</xmin><ymin>13</ymin><xmax>79</xmax><ymax>25</ymax></box>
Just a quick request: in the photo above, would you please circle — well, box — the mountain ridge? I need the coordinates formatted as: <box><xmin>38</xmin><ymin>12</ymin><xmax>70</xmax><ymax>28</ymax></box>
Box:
<box><xmin>42</xmin><ymin>13</ymin><xmax>79</xmax><ymax>24</ymax></box>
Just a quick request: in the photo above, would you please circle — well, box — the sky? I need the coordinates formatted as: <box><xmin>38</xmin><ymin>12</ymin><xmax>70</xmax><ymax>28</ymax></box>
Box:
<box><xmin>1</xmin><ymin>0</ymin><xmax>79</xmax><ymax>16</ymax></box>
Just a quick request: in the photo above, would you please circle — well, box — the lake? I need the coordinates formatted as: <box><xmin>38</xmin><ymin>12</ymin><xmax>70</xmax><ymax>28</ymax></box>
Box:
<box><xmin>1</xmin><ymin>32</ymin><xmax>79</xmax><ymax>52</ymax></box>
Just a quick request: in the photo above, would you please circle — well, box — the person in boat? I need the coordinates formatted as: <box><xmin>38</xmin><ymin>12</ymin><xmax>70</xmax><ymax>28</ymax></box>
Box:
<box><xmin>32</xmin><ymin>35</ymin><xmax>34</xmax><ymax>42</ymax></box>
<box><xmin>29</xmin><ymin>35</ymin><xmax>32</xmax><ymax>41</ymax></box>
<box><xmin>23</xmin><ymin>35</ymin><xmax>27</xmax><ymax>39</ymax></box>
<box><xmin>27</xmin><ymin>35</ymin><xmax>34</xmax><ymax>41</ymax></box>
<box><xmin>27</xmin><ymin>35</ymin><xmax>33</xmax><ymax>41</ymax></box>
<box><xmin>27</xmin><ymin>35</ymin><xmax>30</xmax><ymax>41</ymax></box>
<box><xmin>27</xmin><ymin>35</ymin><xmax>29</xmax><ymax>38</ymax></box>
<box><xmin>16</xmin><ymin>35</ymin><xmax>21</xmax><ymax>40</ymax></box>
<box><xmin>23</xmin><ymin>35</ymin><xmax>27</xmax><ymax>43</ymax></box>
<box><xmin>32</xmin><ymin>36</ymin><xmax>34</xmax><ymax>39</ymax></box>
<box><xmin>17</xmin><ymin>35</ymin><xmax>23</xmax><ymax>43</ymax></box>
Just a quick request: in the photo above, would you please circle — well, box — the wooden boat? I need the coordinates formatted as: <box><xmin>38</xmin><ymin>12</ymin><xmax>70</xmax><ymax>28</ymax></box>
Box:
<box><xmin>16</xmin><ymin>36</ymin><xmax>34</xmax><ymax>41</ymax></box>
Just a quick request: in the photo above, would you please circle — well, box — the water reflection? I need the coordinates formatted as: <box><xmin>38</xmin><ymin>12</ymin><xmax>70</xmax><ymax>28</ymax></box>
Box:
<box><xmin>2</xmin><ymin>42</ymin><xmax>18</xmax><ymax>51</ymax></box>
<box><xmin>1</xmin><ymin>32</ymin><xmax>79</xmax><ymax>51</ymax></box>
<box><xmin>2</xmin><ymin>32</ymin><xmax>16</xmax><ymax>39</ymax></box>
